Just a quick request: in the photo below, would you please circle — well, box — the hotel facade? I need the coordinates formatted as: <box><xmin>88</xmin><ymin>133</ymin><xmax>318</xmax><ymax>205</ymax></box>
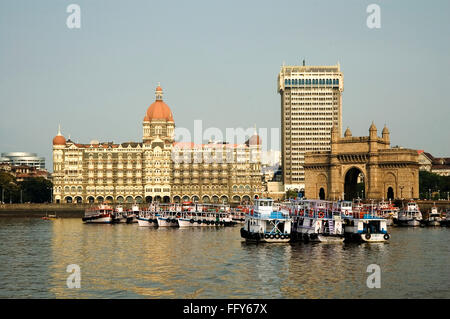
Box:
<box><xmin>52</xmin><ymin>86</ymin><xmax>263</xmax><ymax>204</ymax></box>
<box><xmin>278</xmin><ymin>63</ymin><xmax>344</xmax><ymax>192</ymax></box>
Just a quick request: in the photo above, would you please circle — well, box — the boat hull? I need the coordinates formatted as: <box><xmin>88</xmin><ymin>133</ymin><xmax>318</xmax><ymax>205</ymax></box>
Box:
<box><xmin>157</xmin><ymin>217</ymin><xmax>179</xmax><ymax>227</ymax></box>
<box><xmin>345</xmin><ymin>232</ymin><xmax>390</xmax><ymax>243</ymax></box>
<box><xmin>82</xmin><ymin>216</ymin><xmax>113</xmax><ymax>224</ymax></box>
<box><xmin>240</xmin><ymin>228</ymin><xmax>291</xmax><ymax>243</ymax></box>
<box><xmin>137</xmin><ymin>218</ymin><xmax>157</xmax><ymax>227</ymax></box>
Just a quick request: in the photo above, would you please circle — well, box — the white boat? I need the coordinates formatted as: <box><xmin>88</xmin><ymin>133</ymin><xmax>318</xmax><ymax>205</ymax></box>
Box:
<box><xmin>177</xmin><ymin>203</ymin><xmax>234</xmax><ymax>227</ymax></box>
<box><xmin>113</xmin><ymin>206</ymin><xmax>128</xmax><ymax>223</ymax></box>
<box><xmin>82</xmin><ymin>204</ymin><xmax>114</xmax><ymax>224</ymax></box>
<box><xmin>376</xmin><ymin>200</ymin><xmax>399</xmax><ymax>226</ymax></box>
<box><xmin>441</xmin><ymin>209</ymin><xmax>450</xmax><ymax>227</ymax></box>
<box><xmin>291</xmin><ymin>199</ymin><xmax>344</xmax><ymax>243</ymax></box>
<box><xmin>398</xmin><ymin>201</ymin><xmax>423</xmax><ymax>227</ymax></box>
<box><xmin>240</xmin><ymin>198</ymin><xmax>292</xmax><ymax>243</ymax></box>
<box><xmin>426</xmin><ymin>205</ymin><xmax>442</xmax><ymax>226</ymax></box>
<box><xmin>137</xmin><ymin>210</ymin><xmax>158</xmax><ymax>227</ymax></box>
<box><xmin>343</xmin><ymin>207</ymin><xmax>390</xmax><ymax>242</ymax></box>
<box><xmin>157</xmin><ymin>210</ymin><xmax>180</xmax><ymax>227</ymax></box>
<box><xmin>230</xmin><ymin>206</ymin><xmax>247</xmax><ymax>224</ymax></box>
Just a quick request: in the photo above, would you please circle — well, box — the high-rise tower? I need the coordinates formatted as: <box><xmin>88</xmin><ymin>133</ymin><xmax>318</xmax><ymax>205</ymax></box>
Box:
<box><xmin>278</xmin><ymin>63</ymin><xmax>344</xmax><ymax>191</ymax></box>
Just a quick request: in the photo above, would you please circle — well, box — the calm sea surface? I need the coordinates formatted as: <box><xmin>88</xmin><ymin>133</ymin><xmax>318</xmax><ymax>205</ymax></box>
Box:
<box><xmin>0</xmin><ymin>218</ymin><xmax>448</xmax><ymax>299</ymax></box>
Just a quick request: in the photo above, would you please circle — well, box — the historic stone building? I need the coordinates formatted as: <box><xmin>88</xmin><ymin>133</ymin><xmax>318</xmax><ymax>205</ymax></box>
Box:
<box><xmin>52</xmin><ymin>85</ymin><xmax>263</xmax><ymax>204</ymax></box>
<box><xmin>304</xmin><ymin>123</ymin><xmax>419</xmax><ymax>200</ymax></box>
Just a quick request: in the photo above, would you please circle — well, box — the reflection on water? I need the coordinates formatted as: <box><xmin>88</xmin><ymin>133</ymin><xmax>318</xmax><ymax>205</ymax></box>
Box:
<box><xmin>0</xmin><ymin>218</ymin><xmax>449</xmax><ymax>298</ymax></box>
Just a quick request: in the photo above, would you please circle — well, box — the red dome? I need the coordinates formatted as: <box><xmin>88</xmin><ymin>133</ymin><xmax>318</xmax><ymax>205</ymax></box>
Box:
<box><xmin>156</xmin><ymin>86</ymin><xmax>163</xmax><ymax>92</ymax></box>
<box><xmin>53</xmin><ymin>135</ymin><xmax>66</xmax><ymax>145</ymax></box>
<box><xmin>146</xmin><ymin>101</ymin><xmax>174</xmax><ymax>122</ymax></box>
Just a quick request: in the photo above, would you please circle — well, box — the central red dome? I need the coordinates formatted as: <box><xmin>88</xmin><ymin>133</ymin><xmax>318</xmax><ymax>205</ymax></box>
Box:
<box><xmin>145</xmin><ymin>85</ymin><xmax>174</xmax><ymax>122</ymax></box>
<box><xmin>146</xmin><ymin>100</ymin><xmax>174</xmax><ymax>122</ymax></box>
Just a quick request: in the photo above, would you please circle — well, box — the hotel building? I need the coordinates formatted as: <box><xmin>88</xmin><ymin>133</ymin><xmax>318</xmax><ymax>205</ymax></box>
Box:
<box><xmin>277</xmin><ymin>63</ymin><xmax>344</xmax><ymax>191</ymax></box>
<box><xmin>52</xmin><ymin>86</ymin><xmax>263</xmax><ymax>204</ymax></box>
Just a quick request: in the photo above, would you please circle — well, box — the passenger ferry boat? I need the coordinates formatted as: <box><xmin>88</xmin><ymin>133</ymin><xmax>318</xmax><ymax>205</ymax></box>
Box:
<box><xmin>441</xmin><ymin>209</ymin><xmax>450</xmax><ymax>227</ymax></box>
<box><xmin>398</xmin><ymin>201</ymin><xmax>423</xmax><ymax>227</ymax></box>
<box><xmin>376</xmin><ymin>200</ymin><xmax>399</xmax><ymax>226</ymax></box>
<box><xmin>157</xmin><ymin>210</ymin><xmax>180</xmax><ymax>227</ymax></box>
<box><xmin>82</xmin><ymin>204</ymin><xmax>114</xmax><ymax>223</ymax></box>
<box><xmin>342</xmin><ymin>205</ymin><xmax>390</xmax><ymax>243</ymax></box>
<box><xmin>426</xmin><ymin>204</ymin><xmax>442</xmax><ymax>226</ymax></box>
<box><xmin>291</xmin><ymin>200</ymin><xmax>344</xmax><ymax>243</ymax></box>
<box><xmin>177</xmin><ymin>203</ymin><xmax>233</xmax><ymax>227</ymax></box>
<box><xmin>113</xmin><ymin>206</ymin><xmax>127</xmax><ymax>223</ymax></box>
<box><xmin>240</xmin><ymin>198</ymin><xmax>292</xmax><ymax>243</ymax></box>
<box><xmin>230</xmin><ymin>206</ymin><xmax>247</xmax><ymax>224</ymax></box>
<box><xmin>137</xmin><ymin>210</ymin><xmax>158</xmax><ymax>227</ymax></box>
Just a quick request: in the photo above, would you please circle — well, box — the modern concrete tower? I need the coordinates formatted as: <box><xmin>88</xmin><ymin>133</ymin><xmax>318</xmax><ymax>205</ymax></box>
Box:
<box><xmin>278</xmin><ymin>63</ymin><xmax>344</xmax><ymax>192</ymax></box>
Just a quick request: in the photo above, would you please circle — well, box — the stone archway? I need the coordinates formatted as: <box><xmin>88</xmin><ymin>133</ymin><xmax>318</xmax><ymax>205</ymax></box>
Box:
<box><xmin>344</xmin><ymin>167</ymin><xmax>365</xmax><ymax>200</ymax></box>
<box><xmin>387</xmin><ymin>187</ymin><xmax>394</xmax><ymax>200</ymax></box>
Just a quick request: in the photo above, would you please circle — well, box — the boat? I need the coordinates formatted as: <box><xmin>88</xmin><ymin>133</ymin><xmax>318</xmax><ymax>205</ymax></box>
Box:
<box><xmin>177</xmin><ymin>203</ymin><xmax>234</xmax><ymax>227</ymax></box>
<box><xmin>230</xmin><ymin>206</ymin><xmax>247</xmax><ymax>224</ymax></box>
<box><xmin>82</xmin><ymin>204</ymin><xmax>114</xmax><ymax>223</ymax></box>
<box><xmin>291</xmin><ymin>199</ymin><xmax>345</xmax><ymax>243</ymax></box>
<box><xmin>398</xmin><ymin>201</ymin><xmax>423</xmax><ymax>227</ymax></box>
<box><xmin>376</xmin><ymin>200</ymin><xmax>399</xmax><ymax>226</ymax></box>
<box><xmin>441</xmin><ymin>209</ymin><xmax>450</xmax><ymax>227</ymax></box>
<box><xmin>240</xmin><ymin>198</ymin><xmax>292</xmax><ymax>243</ymax></box>
<box><xmin>137</xmin><ymin>210</ymin><xmax>158</xmax><ymax>227</ymax></box>
<box><xmin>426</xmin><ymin>204</ymin><xmax>442</xmax><ymax>226</ymax></box>
<box><xmin>124</xmin><ymin>204</ymin><xmax>140</xmax><ymax>223</ymax></box>
<box><xmin>42</xmin><ymin>213</ymin><xmax>57</xmax><ymax>220</ymax></box>
<box><xmin>342</xmin><ymin>205</ymin><xmax>390</xmax><ymax>243</ymax></box>
<box><xmin>113</xmin><ymin>206</ymin><xmax>128</xmax><ymax>223</ymax></box>
<box><xmin>156</xmin><ymin>209</ymin><xmax>180</xmax><ymax>227</ymax></box>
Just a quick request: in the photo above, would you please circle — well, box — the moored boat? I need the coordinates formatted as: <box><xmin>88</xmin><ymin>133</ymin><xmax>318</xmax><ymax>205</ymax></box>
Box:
<box><xmin>398</xmin><ymin>201</ymin><xmax>423</xmax><ymax>227</ymax></box>
<box><xmin>426</xmin><ymin>204</ymin><xmax>442</xmax><ymax>226</ymax></box>
<box><xmin>342</xmin><ymin>206</ymin><xmax>390</xmax><ymax>243</ymax></box>
<box><xmin>82</xmin><ymin>204</ymin><xmax>114</xmax><ymax>224</ymax></box>
<box><xmin>240</xmin><ymin>198</ymin><xmax>292</xmax><ymax>243</ymax></box>
<box><xmin>291</xmin><ymin>199</ymin><xmax>345</xmax><ymax>243</ymax></box>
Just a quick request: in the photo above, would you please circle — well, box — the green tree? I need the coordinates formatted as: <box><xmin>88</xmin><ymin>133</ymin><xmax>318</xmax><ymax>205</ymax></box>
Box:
<box><xmin>0</xmin><ymin>172</ymin><xmax>20</xmax><ymax>203</ymax></box>
<box><xmin>19</xmin><ymin>177</ymin><xmax>53</xmax><ymax>203</ymax></box>
<box><xmin>419</xmin><ymin>170</ymin><xmax>450</xmax><ymax>199</ymax></box>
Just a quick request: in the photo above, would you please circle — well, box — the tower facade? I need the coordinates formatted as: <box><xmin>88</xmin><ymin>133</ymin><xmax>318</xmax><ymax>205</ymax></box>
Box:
<box><xmin>278</xmin><ymin>63</ymin><xmax>344</xmax><ymax>191</ymax></box>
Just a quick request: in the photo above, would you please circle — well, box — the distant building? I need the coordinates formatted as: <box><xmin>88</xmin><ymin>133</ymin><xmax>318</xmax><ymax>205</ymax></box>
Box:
<box><xmin>1</xmin><ymin>152</ymin><xmax>45</xmax><ymax>170</ymax></box>
<box><xmin>278</xmin><ymin>63</ymin><xmax>344</xmax><ymax>192</ymax></box>
<box><xmin>418</xmin><ymin>150</ymin><xmax>450</xmax><ymax>176</ymax></box>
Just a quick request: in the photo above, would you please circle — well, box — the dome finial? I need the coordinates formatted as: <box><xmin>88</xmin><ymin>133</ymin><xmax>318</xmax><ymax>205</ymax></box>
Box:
<box><xmin>155</xmin><ymin>83</ymin><xmax>163</xmax><ymax>100</ymax></box>
<box><xmin>57</xmin><ymin>124</ymin><xmax>61</xmax><ymax>136</ymax></box>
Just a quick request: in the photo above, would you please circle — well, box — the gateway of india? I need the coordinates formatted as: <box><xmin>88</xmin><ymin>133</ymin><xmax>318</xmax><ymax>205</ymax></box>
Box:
<box><xmin>52</xmin><ymin>85</ymin><xmax>263</xmax><ymax>204</ymax></box>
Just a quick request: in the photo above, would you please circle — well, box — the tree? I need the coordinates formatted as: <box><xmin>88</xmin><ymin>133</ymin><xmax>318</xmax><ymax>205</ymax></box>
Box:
<box><xmin>419</xmin><ymin>170</ymin><xmax>450</xmax><ymax>199</ymax></box>
<box><xmin>0</xmin><ymin>172</ymin><xmax>20</xmax><ymax>203</ymax></box>
<box><xmin>19</xmin><ymin>177</ymin><xmax>53</xmax><ymax>203</ymax></box>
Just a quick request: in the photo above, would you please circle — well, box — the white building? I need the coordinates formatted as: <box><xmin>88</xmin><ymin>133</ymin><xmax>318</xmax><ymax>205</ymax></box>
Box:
<box><xmin>278</xmin><ymin>63</ymin><xmax>343</xmax><ymax>191</ymax></box>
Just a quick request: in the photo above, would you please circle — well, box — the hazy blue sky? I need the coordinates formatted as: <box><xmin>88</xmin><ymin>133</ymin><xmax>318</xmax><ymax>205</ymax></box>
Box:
<box><xmin>1</xmin><ymin>0</ymin><xmax>449</xmax><ymax>170</ymax></box>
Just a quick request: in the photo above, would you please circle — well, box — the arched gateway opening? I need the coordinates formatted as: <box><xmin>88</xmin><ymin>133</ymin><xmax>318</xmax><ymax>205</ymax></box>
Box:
<box><xmin>387</xmin><ymin>187</ymin><xmax>394</xmax><ymax>200</ymax></box>
<box><xmin>344</xmin><ymin>168</ymin><xmax>365</xmax><ymax>201</ymax></box>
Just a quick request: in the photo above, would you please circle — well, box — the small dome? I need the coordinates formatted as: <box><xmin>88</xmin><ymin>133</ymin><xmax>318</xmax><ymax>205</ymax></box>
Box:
<box><xmin>344</xmin><ymin>127</ymin><xmax>352</xmax><ymax>137</ymax></box>
<box><xmin>369</xmin><ymin>122</ymin><xmax>377</xmax><ymax>131</ymax></box>
<box><xmin>247</xmin><ymin>134</ymin><xmax>261</xmax><ymax>146</ymax></box>
<box><xmin>53</xmin><ymin>135</ymin><xmax>66</xmax><ymax>145</ymax></box>
<box><xmin>382</xmin><ymin>125</ymin><xmax>389</xmax><ymax>135</ymax></box>
<box><xmin>53</xmin><ymin>125</ymin><xmax>66</xmax><ymax>145</ymax></box>
<box><xmin>156</xmin><ymin>86</ymin><xmax>162</xmax><ymax>92</ymax></box>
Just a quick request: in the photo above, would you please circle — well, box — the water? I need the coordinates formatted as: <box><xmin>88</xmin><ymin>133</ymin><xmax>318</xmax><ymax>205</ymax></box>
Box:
<box><xmin>0</xmin><ymin>218</ymin><xmax>449</xmax><ymax>298</ymax></box>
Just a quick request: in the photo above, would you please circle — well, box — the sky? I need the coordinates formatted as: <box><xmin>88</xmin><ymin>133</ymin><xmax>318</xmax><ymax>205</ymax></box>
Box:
<box><xmin>0</xmin><ymin>0</ymin><xmax>449</xmax><ymax>171</ymax></box>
